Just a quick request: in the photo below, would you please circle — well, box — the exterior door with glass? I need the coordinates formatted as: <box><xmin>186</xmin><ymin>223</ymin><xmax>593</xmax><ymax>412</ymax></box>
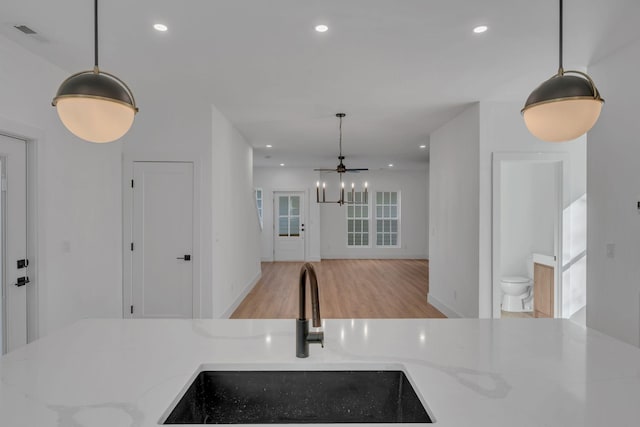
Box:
<box><xmin>273</xmin><ymin>192</ymin><xmax>305</xmax><ymax>261</ymax></box>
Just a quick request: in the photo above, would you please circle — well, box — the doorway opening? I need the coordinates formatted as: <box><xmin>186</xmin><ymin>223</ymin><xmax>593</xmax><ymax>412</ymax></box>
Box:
<box><xmin>492</xmin><ymin>152</ymin><xmax>578</xmax><ymax>319</ymax></box>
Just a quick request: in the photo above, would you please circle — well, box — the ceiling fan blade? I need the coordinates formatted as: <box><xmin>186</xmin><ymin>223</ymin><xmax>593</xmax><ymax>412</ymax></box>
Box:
<box><xmin>346</xmin><ymin>168</ymin><xmax>369</xmax><ymax>172</ymax></box>
<box><xmin>314</xmin><ymin>168</ymin><xmax>338</xmax><ymax>172</ymax></box>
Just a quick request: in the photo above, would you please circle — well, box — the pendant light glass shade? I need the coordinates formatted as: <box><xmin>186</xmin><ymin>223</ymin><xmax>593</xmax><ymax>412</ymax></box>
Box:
<box><xmin>53</xmin><ymin>69</ymin><xmax>137</xmax><ymax>143</ymax></box>
<box><xmin>522</xmin><ymin>0</ymin><xmax>603</xmax><ymax>143</ymax></box>
<box><xmin>522</xmin><ymin>71</ymin><xmax>604</xmax><ymax>142</ymax></box>
<box><xmin>52</xmin><ymin>0</ymin><xmax>138</xmax><ymax>143</ymax></box>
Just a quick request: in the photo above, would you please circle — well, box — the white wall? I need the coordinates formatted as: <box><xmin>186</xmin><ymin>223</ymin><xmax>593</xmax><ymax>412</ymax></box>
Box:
<box><xmin>425</xmin><ymin>163</ymin><xmax>430</xmax><ymax>258</ymax></box>
<box><xmin>587</xmin><ymin>39</ymin><xmax>640</xmax><ymax>347</ymax></box>
<box><xmin>0</xmin><ymin>35</ymin><xmax>263</xmax><ymax>341</ymax></box>
<box><xmin>121</xmin><ymin>91</ymin><xmax>262</xmax><ymax>320</ymax></box>
<box><xmin>429</xmin><ymin>101</ymin><xmax>586</xmax><ymax>318</ymax></box>
<box><xmin>122</xmin><ymin>89</ymin><xmax>214</xmax><ymax>317</ymax></box>
<box><xmin>500</xmin><ymin>162</ymin><xmax>556</xmax><ymax>277</ymax></box>
<box><xmin>429</xmin><ymin>104</ymin><xmax>480</xmax><ymax>318</ymax></box>
<box><xmin>320</xmin><ymin>169</ymin><xmax>428</xmax><ymax>259</ymax></box>
<box><xmin>212</xmin><ymin>106</ymin><xmax>262</xmax><ymax>318</ymax></box>
<box><xmin>254</xmin><ymin>168</ymin><xmax>427</xmax><ymax>261</ymax></box>
<box><xmin>478</xmin><ymin>101</ymin><xmax>587</xmax><ymax>318</ymax></box>
<box><xmin>0</xmin><ymin>35</ymin><xmax>123</xmax><ymax>338</ymax></box>
<box><xmin>253</xmin><ymin>168</ymin><xmax>321</xmax><ymax>262</ymax></box>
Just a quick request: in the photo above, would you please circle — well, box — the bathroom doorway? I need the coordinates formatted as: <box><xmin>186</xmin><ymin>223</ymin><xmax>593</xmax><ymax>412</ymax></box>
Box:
<box><xmin>492</xmin><ymin>153</ymin><xmax>569</xmax><ymax>319</ymax></box>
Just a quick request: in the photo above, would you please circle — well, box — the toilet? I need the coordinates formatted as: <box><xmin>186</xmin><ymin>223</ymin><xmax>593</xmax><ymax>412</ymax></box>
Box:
<box><xmin>500</xmin><ymin>276</ymin><xmax>533</xmax><ymax>312</ymax></box>
<box><xmin>501</xmin><ymin>256</ymin><xmax>534</xmax><ymax>312</ymax></box>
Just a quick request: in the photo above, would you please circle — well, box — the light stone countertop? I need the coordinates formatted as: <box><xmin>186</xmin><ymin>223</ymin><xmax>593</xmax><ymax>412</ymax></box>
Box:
<box><xmin>532</xmin><ymin>253</ymin><xmax>556</xmax><ymax>267</ymax></box>
<box><xmin>1</xmin><ymin>318</ymin><xmax>640</xmax><ymax>426</ymax></box>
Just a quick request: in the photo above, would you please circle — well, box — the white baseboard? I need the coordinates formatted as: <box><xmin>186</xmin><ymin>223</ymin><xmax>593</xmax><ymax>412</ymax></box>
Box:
<box><xmin>428</xmin><ymin>294</ymin><xmax>462</xmax><ymax>318</ymax></box>
<box><xmin>260</xmin><ymin>256</ymin><xmax>321</xmax><ymax>262</ymax></box>
<box><xmin>320</xmin><ymin>254</ymin><xmax>428</xmax><ymax>260</ymax></box>
<box><xmin>221</xmin><ymin>270</ymin><xmax>262</xmax><ymax>318</ymax></box>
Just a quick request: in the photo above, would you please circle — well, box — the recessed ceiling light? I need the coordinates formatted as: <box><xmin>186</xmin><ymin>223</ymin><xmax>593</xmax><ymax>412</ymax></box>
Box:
<box><xmin>388</xmin><ymin>164</ymin><xmax>394</xmax><ymax>168</ymax></box>
<box><xmin>315</xmin><ymin>24</ymin><xmax>329</xmax><ymax>33</ymax></box>
<box><xmin>280</xmin><ymin>163</ymin><xmax>285</xmax><ymax>167</ymax></box>
<box><xmin>154</xmin><ymin>23</ymin><xmax>168</xmax><ymax>32</ymax></box>
<box><xmin>266</xmin><ymin>144</ymin><xmax>273</xmax><ymax>148</ymax></box>
<box><xmin>473</xmin><ymin>25</ymin><xmax>488</xmax><ymax>34</ymax></box>
<box><xmin>419</xmin><ymin>145</ymin><xmax>427</xmax><ymax>149</ymax></box>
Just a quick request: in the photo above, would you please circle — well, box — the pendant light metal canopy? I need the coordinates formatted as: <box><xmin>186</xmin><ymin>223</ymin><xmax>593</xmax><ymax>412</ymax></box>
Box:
<box><xmin>52</xmin><ymin>0</ymin><xmax>138</xmax><ymax>143</ymax></box>
<box><xmin>522</xmin><ymin>0</ymin><xmax>603</xmax><ymax>143</ymax></box>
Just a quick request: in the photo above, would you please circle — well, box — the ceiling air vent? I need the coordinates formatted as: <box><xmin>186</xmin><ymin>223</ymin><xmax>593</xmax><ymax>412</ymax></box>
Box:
<box><xmin>14</xmin><ymin>25</ymin><xmax>37</xmax><ymax>35</ymax></box>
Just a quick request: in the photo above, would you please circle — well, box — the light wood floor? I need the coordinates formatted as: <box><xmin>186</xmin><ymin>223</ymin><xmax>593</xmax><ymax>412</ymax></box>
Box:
<box><xmin>231</xmin><ymin>259</ymin><xmax>446</xmax><ymax>319</ymax></box>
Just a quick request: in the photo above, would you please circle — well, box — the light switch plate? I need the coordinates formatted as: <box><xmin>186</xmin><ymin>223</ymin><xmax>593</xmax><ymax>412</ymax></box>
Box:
<box><xmin>606</xmin><ymin>243</ymin><xmax>615</xmax><ymax>259</ymax></box>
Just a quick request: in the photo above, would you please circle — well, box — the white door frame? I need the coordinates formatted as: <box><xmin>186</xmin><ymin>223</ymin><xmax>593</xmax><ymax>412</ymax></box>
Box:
<box><xmin>272</xmin><ymin>189</ymin><xmax>307</xmax><ymax>261</ymax></box>
<box><xmin>0</xmin><ymin>116</ymin><xmax>41</xmax><ymax>349</ymax></box>
<box><xmin>492</xmin><ymin>152</ymin><xmax>569</xmax><ymax>319</ymax></box>
<box><xmin>122</xmin><ymin>156</ymin><xmax>201</xmax><ymax>318</ymax></box>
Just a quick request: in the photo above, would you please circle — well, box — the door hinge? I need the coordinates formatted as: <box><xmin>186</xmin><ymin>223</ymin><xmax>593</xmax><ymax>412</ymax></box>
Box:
<box><xmin>131</xmin><ymin>242</ymin><xmax>134</xmax><ymax>251</ymax></box>
<box><xmin>17</xmin><ymin>259</ymin><xmax>29</xmax><ymax>269</ymax></box>
<box><xmin>131</xmin><ymin>179</ymin><xmax>134</xmax><ymax>188</ymax></box>
<box><xmin>130</xmin><ymin>305</ymin><xmax>134</xmax><ymax>314</ymax></box>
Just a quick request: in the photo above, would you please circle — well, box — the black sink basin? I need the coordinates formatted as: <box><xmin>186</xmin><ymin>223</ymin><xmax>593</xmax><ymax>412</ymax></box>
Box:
<box><xmin>163</xmin><ymin>370</ymin><xmax>432</xmax><ymax>424</ymax></box>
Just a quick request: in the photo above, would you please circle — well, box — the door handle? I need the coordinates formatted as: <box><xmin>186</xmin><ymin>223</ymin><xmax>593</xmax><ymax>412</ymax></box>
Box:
<box><xmin>176</xmin><ymin>255</ymin><xmax>191</xmax><ymax>261</ymax></box>
<box><xmin>15</xmin><ymin>276</ymin><xmax>30</xmax><ymax>287</ymax></box>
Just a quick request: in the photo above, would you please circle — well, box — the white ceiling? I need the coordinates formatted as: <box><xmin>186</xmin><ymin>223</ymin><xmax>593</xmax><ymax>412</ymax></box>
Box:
<box><xmin>1</xmin><ymin>0</ymin><xmax>639</xmax><ymax>169</ymax></box>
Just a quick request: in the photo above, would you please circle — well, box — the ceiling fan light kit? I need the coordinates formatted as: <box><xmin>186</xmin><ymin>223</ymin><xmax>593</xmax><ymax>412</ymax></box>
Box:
<box><xmin>522</xmin><ymin>0</ymin><xmax>603</xmax><ymax>142</ymax></box>
<box><xmin>52</xmin><ymin>0</ymin><xmax>138</xmax><ymax>143</ymax></box>
<box><xmin>316</xmin><ymin>180</ymin><xmax>368</xmax><ymax>205</ymax></box>
<box><xmin>315</xmin><ymin>114</ymin><xmax>369</xmax><ymax>206</ymax></box>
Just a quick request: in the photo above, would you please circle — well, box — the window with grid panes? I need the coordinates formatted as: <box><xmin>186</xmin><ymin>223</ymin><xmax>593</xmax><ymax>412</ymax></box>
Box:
<box><xmin>346</xmin><ymin>191</ymin><xmax>369</xmax><ymax>247</ymax></box>
<box><xmin>375</xmin><ymin>191</ymin><xmax>399</xmax><ymax>247</ymax></box>
<box><xmin>278</xmin><ymin>195</ymin><xmax>301</xmax><ymax>237</ymax></box>
<box><xmin>255</xmin><ymin>188</ymin><xmax>263</xmax><ymax>229</ymax></box>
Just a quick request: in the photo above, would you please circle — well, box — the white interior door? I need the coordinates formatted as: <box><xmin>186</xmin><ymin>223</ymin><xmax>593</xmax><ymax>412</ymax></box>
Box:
<box><xmin>0</xmin><ymin>134</ymin><xmax>27</xmax><ymax>354</ymax></box>
<box><xmin>273</xmin><ymin>192</ymin><xmax>305</xmax><ymax>261</ymax></box>
<box><xmin>132</xmin><ymin>162</ymin><xmax>194</xmax><ymax>318</ymax></box>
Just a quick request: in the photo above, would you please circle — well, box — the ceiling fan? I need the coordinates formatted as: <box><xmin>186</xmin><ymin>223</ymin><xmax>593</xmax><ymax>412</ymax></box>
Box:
<box><xmin>314</xmin><ymin>113</ymin><xmax>369</xmax><ymax>174</ymax></box>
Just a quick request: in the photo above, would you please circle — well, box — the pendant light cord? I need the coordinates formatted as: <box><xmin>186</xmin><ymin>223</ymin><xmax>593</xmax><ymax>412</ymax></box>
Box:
<box><xmin>558</xmin><ymin>0</ymin><xmax>563</xmax><ymax>73</ymax></box>
<box><xmin>338</xmin><ymin>115</ymin><xmax>343</xmax><ymax>157</ymax></box>
<box><xmin>94</xmin><ymin>0</ymin><xmax>99</xmax><ymax>70</ymax></box>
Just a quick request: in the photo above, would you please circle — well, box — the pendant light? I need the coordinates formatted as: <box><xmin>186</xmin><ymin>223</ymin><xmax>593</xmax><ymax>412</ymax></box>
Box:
<box><xmin>522</xmin><ymin>0</ymin><xmax>603</xmax><ymax>142</ymax></box>
<box><xmin>52</xmin><ymin>0</ymin><xmax>138</xmax><ymax>143</ymax></box>
<box><xmin>314</xmin><ymin>114</ymin><xmax>368</xmax><ymax>206</ymax></box>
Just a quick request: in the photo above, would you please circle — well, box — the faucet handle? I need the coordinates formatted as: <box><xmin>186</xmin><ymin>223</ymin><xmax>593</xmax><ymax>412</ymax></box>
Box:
<box><xmin>307</xmin><ymin>331</ymin><xmax>324</xmax><ymax>348</ymax></box>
